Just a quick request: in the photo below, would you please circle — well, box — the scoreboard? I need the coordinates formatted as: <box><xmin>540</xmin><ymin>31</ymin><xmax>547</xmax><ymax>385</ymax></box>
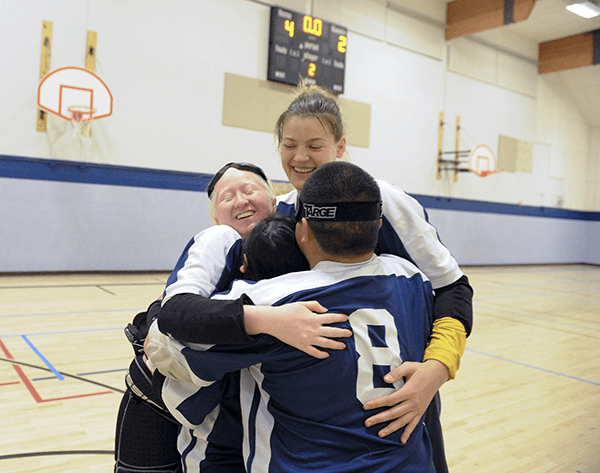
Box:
<box><xmin>267</xmin><ymin>6</ymin><xmax>347</xmax><ymax>94</ymax></box>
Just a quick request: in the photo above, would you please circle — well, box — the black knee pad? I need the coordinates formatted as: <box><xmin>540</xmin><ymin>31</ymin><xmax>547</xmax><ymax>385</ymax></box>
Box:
<box><xmin>115</xmin><ymin>389</ymin><xmax>181</xmax><ymax>473</ymax></box>
<box><xmin>114</xmin><ymin>462</ymin><xmax>182</xmax><ymax>473</ymax></box>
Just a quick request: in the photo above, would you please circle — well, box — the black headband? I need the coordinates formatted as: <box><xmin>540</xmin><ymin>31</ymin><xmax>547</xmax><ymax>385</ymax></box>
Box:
<box><xmin>296</xmin><ymin>200</ymin><xmax>383</xmax><ymax>222</ymax></box>
<box><xmin>206</xmin><ymin>162</ymin><xmax>269</xmax><ymax>198</ymax></box>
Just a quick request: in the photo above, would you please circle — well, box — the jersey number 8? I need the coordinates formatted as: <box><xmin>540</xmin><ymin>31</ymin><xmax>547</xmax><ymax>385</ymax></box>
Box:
<box><xmin>349</xmin><ymin>308</ymin><xmax>404</xmax><ymax>405</ymax></box>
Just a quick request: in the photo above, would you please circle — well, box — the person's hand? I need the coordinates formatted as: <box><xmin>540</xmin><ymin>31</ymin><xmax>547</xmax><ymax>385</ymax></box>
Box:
<box><xmin>363</xmin><ymin>360</ymin><xmax>450</xmax><ymax>443</ymax></box>
<box><xmin>244</xmin><ymin>301</ymin><xmax>352</xmax><ymax>359</ymax></box>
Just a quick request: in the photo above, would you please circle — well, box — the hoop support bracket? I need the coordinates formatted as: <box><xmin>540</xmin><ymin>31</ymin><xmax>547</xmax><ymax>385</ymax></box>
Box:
<box><xmin>437</xmin><ymin>113</ymin><xmax>470</xmax><ymax>180</ymax></box>
<box><xmin>86</xmin><ymin>30</ymin><xmax>97</xmax><ymax>72</ymax></box>
<box><xmin>85</xmin><ymin>30</ymin><xmax>98</xmax><ymax>137</ymax></box>
<box><xmin>37</xmin><ymin>21</ymin><xmax>53</xmax><ymax>132</ymax></box>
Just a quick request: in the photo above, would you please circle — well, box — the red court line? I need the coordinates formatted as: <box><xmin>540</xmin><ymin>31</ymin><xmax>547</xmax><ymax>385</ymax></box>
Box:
<box><xmin>42</xmin><ymin>391</ymin><xmax>113</xmax><ymax>402</ymax></box>
<box><xmin>0</xmin><ymin>337</ymin><xmax>14</xmax><ymax>358</ymax></box>
<box><xmin>13</xmin><ymin>363</ymin><xmax>44</xmax><ymax>402</ymax></box>
<box><xmin>0</xmin><ymin>338</ymin><xmax>42</xmax><ymax>401</ymax></box>
<box><xmin>0</xmin><ymin>337</ymin><xmax>113</xmax><ymax>403</ymax></box>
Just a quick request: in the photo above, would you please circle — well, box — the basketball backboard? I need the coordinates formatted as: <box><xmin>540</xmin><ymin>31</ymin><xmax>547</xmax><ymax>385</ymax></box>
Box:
<box><xmin>37</xmin><ymin>66</ymin><xmax>113</xmax><ymax>121</ymax></box>
<box><xmin>469</xmin><ymin>144</ymin><xmax>498</xmax><ymax>177</ymax></box>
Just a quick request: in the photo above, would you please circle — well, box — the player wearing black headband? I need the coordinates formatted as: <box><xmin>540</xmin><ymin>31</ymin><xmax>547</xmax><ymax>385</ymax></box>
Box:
<box><xmin>147</xmin><ymin>161</ymin><xmax>437</xmax><ymax>472</ymax></box>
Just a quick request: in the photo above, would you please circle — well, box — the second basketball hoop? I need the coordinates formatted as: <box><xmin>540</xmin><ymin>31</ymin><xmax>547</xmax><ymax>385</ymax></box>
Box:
<box><xmin>468</xmin><ymin>144</ymin><xmax>498</xmax><ymax>177</ymax></box>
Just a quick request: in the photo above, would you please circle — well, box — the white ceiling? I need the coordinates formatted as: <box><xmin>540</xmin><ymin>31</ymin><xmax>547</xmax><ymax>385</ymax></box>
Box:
<box><xmin>438</xmin><ymin>0</ymin><xmax>600</xmax><ymax>126</ymax></box>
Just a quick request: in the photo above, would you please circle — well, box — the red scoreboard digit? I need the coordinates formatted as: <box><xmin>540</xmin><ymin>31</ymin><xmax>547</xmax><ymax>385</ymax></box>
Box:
<box><xmin>267</xmin><ymin>6</ymin><xmax>347</xmax><ymax>94</ymax></box>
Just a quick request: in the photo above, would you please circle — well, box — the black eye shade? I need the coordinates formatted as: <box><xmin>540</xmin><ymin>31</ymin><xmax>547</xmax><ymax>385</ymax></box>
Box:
<box><xmin>206</xmin><ymin>162</ymin><xmax>269</xmax><ymax>198</ymax></box>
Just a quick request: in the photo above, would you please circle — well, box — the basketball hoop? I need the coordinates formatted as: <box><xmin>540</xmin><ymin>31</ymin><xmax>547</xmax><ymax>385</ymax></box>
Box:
<box><xmin>68</xmin><ymin>105</ymin><xmax>96</xmax><ymax>122</ymax></box>
<box><xmin>468</xmin><ymin>144</ymin><xmax>498</xmax><ymax>177</ymax></box>
<box><xmin>37</xmin><ymin>67</ymin><xmax>112</xmax><ymax>161</ymax></box>
<box><xmin>68</xmin><ymin>105</ymin><xmax>97</xmax><ymax>138</ymax></box>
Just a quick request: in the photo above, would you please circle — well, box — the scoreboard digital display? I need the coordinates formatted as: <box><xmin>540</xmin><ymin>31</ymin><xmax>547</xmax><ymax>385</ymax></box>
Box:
<box><xmin>267</xmin><ymin>6</ymin><xmax>347</xmax><ymax>94</ymax></box>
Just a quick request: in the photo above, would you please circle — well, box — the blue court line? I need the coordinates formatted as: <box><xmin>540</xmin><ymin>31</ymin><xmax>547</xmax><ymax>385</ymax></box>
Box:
<box><xmin>78</xmin><ymin>368</ymin><xmax>128</xmax><ymax>376</ymax></box>
<box><xmin>475</xmin><ymin>286</ymin><xmax>600</xmax><ymax>302</ymax></box>
<box><xmin>474</xmin><ymin>302</ymin><xmax>600</xmax><ymax>332</ymax></box>
<box><xmin>33</xmin><ymin>368</ymin><xmax>127</xmax><ymax>382</ymax></box>
<box><xmin>473</xmin><ymin>277</ymin><xmax>600</xmax><ymax>291</ymax></box>
<box><xmin>21</xmin><ymin>335</ymin><xmax>65</xmax><ymax>381</ymax></box>
<box><xmin>0</xmin><ymin>308</ymin><xmax>146</xmax><ymax>318</ymax></box>
<box><xmin>467</xmin><ymin>348</ymin><xmax>600</xmax><ymax>386</ymax></box>
<box><xmin>1</xmin><ymin>327</ymin><xmax>124</xmax><ymax>338</ymax></box>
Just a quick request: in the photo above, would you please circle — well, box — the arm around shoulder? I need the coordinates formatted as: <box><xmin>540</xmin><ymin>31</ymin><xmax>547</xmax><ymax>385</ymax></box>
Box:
<box><xmin>158</xmin><ymin>293</ymin><xmax>255</xmax><ymax>344</ymax></box>
<box><xmin>424</xmin><ymin>274</ymin><xmax>473</xmax><ymax>378</ymax></box>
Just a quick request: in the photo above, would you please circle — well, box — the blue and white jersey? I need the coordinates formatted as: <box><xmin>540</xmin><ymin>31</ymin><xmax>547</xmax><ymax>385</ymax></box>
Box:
<box><xmin>148</xmin><ymin>254</ymin><xmax>435</xmax><ymax>473</ymax></box>
<box><xmin>162</xmin><ymin>224</ymin><xmax>243</xmax><ymax>301</ymax></box>
<box><xmin>276</xmin><ymin>179</ymin><xmax>462</xmax><ymax>289</ymax></box>
<box><xmin>163</xmin><ymin>177</ymin><xmax>459</xmax><ymax>300</ymax></box>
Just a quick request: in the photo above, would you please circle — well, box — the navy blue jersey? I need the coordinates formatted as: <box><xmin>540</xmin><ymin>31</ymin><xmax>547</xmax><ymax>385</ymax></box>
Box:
<box><xmin>148</xmin><ymin>254</ymin><xmax>435</xmax><ymax>472</ymax></box>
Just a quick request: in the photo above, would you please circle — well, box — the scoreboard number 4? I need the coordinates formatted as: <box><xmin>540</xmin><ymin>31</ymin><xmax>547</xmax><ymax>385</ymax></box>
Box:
<box><xmin>284</xmin><ymin>19</ymin><xmax>294</xmax><ymax>37</ymax></box>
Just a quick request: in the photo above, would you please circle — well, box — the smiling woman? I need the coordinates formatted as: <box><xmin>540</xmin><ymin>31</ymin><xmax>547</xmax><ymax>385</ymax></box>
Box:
<box><xmin>275</xmin><ymin>85</ymin><xmax>347</xmax><ymax>191</ymax></box>
<box><xmin>209</xmin><ymin>166</ymin><xmax>276</xmax><ymax>238</ymax></box>
<box><xmin>279</xmin><ymin>115</ymin><xmax>346</xmax><ymax>190</ymax></box>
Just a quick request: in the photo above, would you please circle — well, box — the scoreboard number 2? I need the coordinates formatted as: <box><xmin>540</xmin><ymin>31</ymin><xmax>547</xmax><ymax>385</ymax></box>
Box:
<box><xmin>337</xmin><ymin>35</ymin><xmax>347</xmax><ymax>53</ymax></box>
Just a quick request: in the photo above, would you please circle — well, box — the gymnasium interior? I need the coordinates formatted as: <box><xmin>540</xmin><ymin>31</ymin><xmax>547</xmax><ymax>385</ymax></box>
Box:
<box><xmin>1</xmin><ymin>1</ymin><xmax>599</xmax><ymax>472</ymax></box>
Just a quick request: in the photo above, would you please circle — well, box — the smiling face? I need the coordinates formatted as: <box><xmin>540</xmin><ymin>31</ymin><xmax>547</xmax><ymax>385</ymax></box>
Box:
<box><xmin>280</xmin><ymin>116</ymin><xmax>346</xmax><ymax>191</ymax></box>
<box><xmin>213</xmin><ymin>168</ymin><xmax>276</xmax><ymax>238</ymax></box>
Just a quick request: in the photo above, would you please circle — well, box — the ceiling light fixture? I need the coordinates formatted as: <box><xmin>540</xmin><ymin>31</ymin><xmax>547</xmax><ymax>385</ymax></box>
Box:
<box><xmin>566</xmin><ymin>0</ymin><xmax>600</xmax><ymax>18</ymax></box>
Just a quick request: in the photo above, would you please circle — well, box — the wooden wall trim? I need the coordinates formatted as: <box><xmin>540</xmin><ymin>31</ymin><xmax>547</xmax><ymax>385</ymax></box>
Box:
<box><xmin>446</xmin><ymin>0</ymin><xmax>535</xmax><ymax>40</ymax></box>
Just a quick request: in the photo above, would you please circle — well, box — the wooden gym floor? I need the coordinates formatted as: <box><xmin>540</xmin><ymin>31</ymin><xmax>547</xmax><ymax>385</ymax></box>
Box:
<box><xmin>0</xmin><ymin>264</ymin><xmax>598</xmax><ymax>472</ymax></box>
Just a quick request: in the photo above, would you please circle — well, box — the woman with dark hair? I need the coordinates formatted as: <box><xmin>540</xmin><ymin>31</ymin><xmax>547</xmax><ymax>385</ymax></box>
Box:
<box><xmin>242</xmin><ymin>213</ymin><xmax>309</xmax><ymax>282</ymax></box>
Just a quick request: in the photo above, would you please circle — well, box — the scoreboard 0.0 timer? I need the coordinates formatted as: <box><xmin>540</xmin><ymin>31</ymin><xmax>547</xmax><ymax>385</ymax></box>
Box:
<box><xmin>267</xmin><ymin>6</ymin><xmax>347</xmax><ymax>94</ymax></box>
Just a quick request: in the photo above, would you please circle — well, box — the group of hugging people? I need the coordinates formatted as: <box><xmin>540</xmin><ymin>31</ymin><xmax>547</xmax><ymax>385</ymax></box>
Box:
<box><xmin>113</xmin><ymin>82</ymin><xmax>473</xmax><ymax>473</ymax></box>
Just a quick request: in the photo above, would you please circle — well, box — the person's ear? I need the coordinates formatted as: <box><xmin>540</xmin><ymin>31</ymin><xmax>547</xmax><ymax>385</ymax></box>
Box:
<box><xmin>336</xmin><ymin>136</ymin><xmax>347</xmax><ymax>159</ymax></box>
<box><xmin>240</xmin><ymin>254</ymin><xmax>248</xmax><ymax>274</ymax></box>
<box><xmin>379</xmin><ymin>218</ymin><xmax>382</xmax><ymax>229</ymax></box>
<box><xmin>298</xmin><ymin>218</ymin><xmax>311</xmax><ymax>243</ymax></box>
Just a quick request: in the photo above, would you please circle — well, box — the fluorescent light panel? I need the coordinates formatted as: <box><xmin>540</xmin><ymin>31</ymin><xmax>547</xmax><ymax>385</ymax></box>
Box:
<box><xmin>566</xmin><ymin>1</ymin><xmax>600</xmax><ymax>18</ymax></box>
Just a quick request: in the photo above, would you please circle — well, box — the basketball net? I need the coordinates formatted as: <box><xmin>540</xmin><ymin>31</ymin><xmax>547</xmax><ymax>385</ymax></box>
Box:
<box><xmin>68</xmin><ymin>105</ymin><xmax>96</xmax><ymax>139</ymax></box>
<box><xmin>48</xmin><ymin>106</ymin><xmax>96</xmax><ymax>161</ymax></box>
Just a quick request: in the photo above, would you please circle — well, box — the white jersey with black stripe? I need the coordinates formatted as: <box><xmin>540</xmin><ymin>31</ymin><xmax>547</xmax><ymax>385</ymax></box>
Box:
<box><xmin>276</xmin><ymin>179</ymin><xmax>462</xmax><ymax>289</ymax></box>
